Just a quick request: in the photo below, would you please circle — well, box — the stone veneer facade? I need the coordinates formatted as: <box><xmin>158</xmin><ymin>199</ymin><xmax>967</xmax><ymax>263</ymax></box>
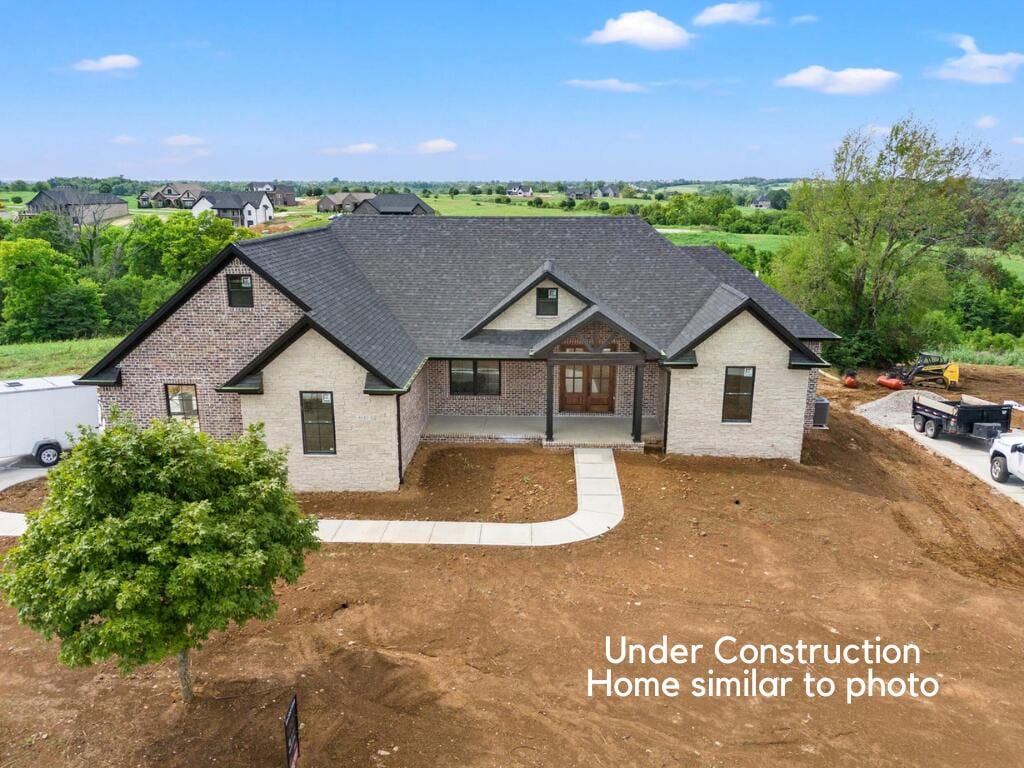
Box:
<box><xmin>97</xmin><ymin>257</ymin><xmax>304</xmax><ymax>438</ymax></box>
<box><xmin>399</xmin><ymin>366</ymin><xmax>429</xmax><ymax>474</ymax></box>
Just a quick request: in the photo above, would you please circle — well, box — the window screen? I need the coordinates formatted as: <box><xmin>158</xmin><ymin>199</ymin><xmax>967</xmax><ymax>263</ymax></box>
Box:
<box><xmin>536</xmin><ymin>287</ymin><xmax>559</xmax><ymax>316</ymax></box>
<box><xmin>449</xmin><ymin>360</ymin><xmax>501</xmax><ymax>396</ymax></box>
<box><xmin>166</xmin><ymin>384</ymin><xmax>199</xmax><ymax>422</ymax></box>
<box><xmin>227</xmin><ymin>274</ymin><xmax>254</xmax><ymax>307</ymax></box>
<box><xmin>300</xmin><ymin>391</ymin><xmax>336</xmax><ymax>454</ymax></box>
<box><xmin>722</xmin><ymin>367</ymin><xmax>755</xmax><ymax>423</ymax></box>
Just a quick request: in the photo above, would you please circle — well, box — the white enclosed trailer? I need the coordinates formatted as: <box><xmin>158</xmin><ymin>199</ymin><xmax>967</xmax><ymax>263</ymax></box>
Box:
<box><xmin>0</xmin><ymin>376</ymin><xmax>98</xmax><ymax>466</ymax></box>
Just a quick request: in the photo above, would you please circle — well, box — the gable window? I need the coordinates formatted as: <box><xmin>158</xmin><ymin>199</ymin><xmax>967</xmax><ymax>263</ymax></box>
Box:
<box><xmin>165</xmin><ymin>384</ymin><xmax>199</xmax><ymax>423</ymax></box>
<box><xmin>449</xmin><ymin>360</ymin><xmax>501</xmax><ymax>396</ymax></box>
<box><xmin>300</xmin><ymin>391</ymin><xmax>336</xmax><ymax>454</ymax></box>
<box><xmin>227</xmin><ymin>274</ymin><xmax>254</xmax><ymax>307</ymax></box>
<box><xmin>536</xmin><ymin>287</ymin><xmax>559</xmax><ymax>316</ymax></box>
<box><xmin>722</xmin><ymin>367</ymin><xmax>755</xmax><ymax>423</ymax></box>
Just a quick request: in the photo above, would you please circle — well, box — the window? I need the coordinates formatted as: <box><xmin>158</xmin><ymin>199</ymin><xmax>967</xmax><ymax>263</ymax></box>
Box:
<box><xmin>300</xmin><ymin>391</ymin><xmax>336</xmax><ymax>454</ymax></box>
<box><xmin>722</xmin><ymin>367</ymin><xmax>755</xmax><ymax>423</ymax></box>
<box><xmin>165</xmin><ymin>384</ymin><xmax>199</xmax><ymax>423</ymax></box>
<box><xmin>227</xmin><ymin>274</ymin><xmax>254</xmax><ymax>307</ymax></box>
<box><xmin>449</xmin><ymin>360</ymin><xmax>501</xmax><ymax>396</ymax></box>
<box><xmin>536</xmin><ymin>287</ymin><xmax>559</xmax><ymax>316</ymax></box>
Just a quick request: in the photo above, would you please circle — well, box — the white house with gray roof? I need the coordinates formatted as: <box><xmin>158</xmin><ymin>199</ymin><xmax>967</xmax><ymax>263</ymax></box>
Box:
<box><xmin>191</xmin><ymin>191</ymin><xmax>274</xmax><ymax>228</ymax></box>
<box><xmin>77</xmin><ymin>216</ymin><xmax>835</xmax><ymax>492</ymax></box>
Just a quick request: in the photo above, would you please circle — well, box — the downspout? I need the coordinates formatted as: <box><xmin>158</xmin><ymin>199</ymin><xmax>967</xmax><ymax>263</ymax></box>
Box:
<box><xmin>661</xmin><ymin>367</ymin><xmax>672</xmax><ymax>453</ymax></box>
<box><xmin>395</xmin><ymin>393</ymin><xmax>404</xmax><ymax>485</ymax></box>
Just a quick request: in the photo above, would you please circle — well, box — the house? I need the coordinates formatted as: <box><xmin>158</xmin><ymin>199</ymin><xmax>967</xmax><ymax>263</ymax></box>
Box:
<box><xmin>593</xmin><ymin>185</ymin><xmax>620</xmax><ymax>199</ymax></box>
<box><xmin>750</xmin><ymin>195</ymin><xmax>774</xmax><ymax>210</ymax></box>
<box><xmin>191</xmin><ymin>192</ymin><xmax>274</xmax><ymax>228</ymax></box>
<box><xmin>138</xmin><ymin>183</ymin><xmax>207</xmax><ymax>209</ymax></box>
<box><xmin>352</xmin><ymin>193</ymin><xmax>434</xmax><ymax>216</ymax></box>
<box><xmin>316</xmin><ymin>192</ymin><xmax>377</xmax><ymax>214</ymax></box>
<box><xmin>78</xmin><ymin>216</ymin><xmax>836</xmax><ymax>493</ymax></box>
<box><xmin>22</xmin><ymin>187</ymin><xmax>128</xmax><ymax>224</ymax></box>
<box><xmin>565</xmin><ymin>187</ymin><xmax>592</xmax><ymax>201</ymax></box>
<box><xmin>506</xmin><ymin>183</ymin><xmax>534</xmax><ymax>197</ymax></box>
<box><xmin>248</xmin><ymin>182</ymin><xmax>297</xmax><ymax>207</ymax></box>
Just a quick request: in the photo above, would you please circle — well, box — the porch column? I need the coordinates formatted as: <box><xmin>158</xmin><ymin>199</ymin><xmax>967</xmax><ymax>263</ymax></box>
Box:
<box><xmin>546</xmin><ymin>362</ymin><xmax>554</xmax><ymax>441</ymax></box>
<box><xmin>631</xmin><ymin>362</ymin><xmax>644</xmax><ymax>442</ymax></box>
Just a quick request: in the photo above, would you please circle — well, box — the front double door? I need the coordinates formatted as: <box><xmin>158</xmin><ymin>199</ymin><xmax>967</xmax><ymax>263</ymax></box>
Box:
<box><xmin>559</xmin><ymin>346</ymin><xmax>615</xmax><ymax>413</ymax></box>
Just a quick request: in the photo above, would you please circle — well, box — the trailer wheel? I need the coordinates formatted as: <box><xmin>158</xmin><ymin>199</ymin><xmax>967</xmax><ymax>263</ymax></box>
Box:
<box><xmin>912</xmin><ymin>415</ymin><xmax>926</xmax><ymax>433</ymax></box>
<box><xmin>991</xmin><ymin>454</ymin><xmax>1009</xmax><ymax>483</ymax></box>
<box><xmin>923</xmin><ymin>419</ymin><xmax>941</xmax><ymax>439</ymax></box>
<box><xmin>35</xmin><ymin>443</ymin><xmax>61</xmax><ymax>468</ymax></box>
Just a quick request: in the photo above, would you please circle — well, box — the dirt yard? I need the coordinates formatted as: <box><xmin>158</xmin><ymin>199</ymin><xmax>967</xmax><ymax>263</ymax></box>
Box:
<box><xmin>298</xmin><ymin>445</ymin><xmax>576</xmax><ymax>522</ymax></box>
<box><xmin>5</xmin><ymin>400</ymin><xmax>1024</xmax><ymax>766</ymax></box>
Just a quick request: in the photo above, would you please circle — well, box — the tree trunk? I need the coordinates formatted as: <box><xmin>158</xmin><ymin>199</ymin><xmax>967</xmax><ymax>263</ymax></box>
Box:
<box><xmin>177</xmin><ymin>648</ymin><xmax>195</xmax><ymax>703</ymax></box>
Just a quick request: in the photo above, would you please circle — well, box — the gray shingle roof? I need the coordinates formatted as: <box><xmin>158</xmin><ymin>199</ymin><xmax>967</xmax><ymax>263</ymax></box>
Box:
<box><xmin>198</xmin><ymin>191</ymin><xmax>270</xmax><ymax>210</ymax></box>
<box><xmin>357</xmin><ymin>194</ymin><xmax>433</xmax><ymax>214</ymax></box>
<box><xmin>34</xmin><ymin>187</ymin><xmax>125</xmax><ymax>206</ymax></box>
<box><xmin>232</xmin><ymin>216</ymin><xmax>834</xmax><ymax>389</ymax></box>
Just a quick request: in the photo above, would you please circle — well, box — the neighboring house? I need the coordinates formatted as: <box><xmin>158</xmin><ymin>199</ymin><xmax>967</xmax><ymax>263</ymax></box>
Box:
<box><xmin>248</xmin><ymin>182</ymin><xmax>296</xmax><ymax>207</ymax></box>
<box><xmin>352</xmin><ymin>193</ymin><xmax>434</xmax><ymax>216</ymax></box>
<box><xmin>22</xmin><ymin>187</ymin><xmax>128</xmax><ymax>224</ymax></box>
<box><xmin>138</xmin><ymin>183</ymin><xmax>207</xmax><ymax>209</ymax></box>
<box><xmin>506</xmin><ymin>183</ymin><xmax>534</xmax><ymax>197</ymax></box>
<box><xmin>750</xmin><ymin>195</ymin><xmax>774</xmax><ymax>209</ymax></box>
<box><xmin>316</xmin><ymin>192</ymin><xmax>377</xmax><ymax>214</ymax></box>
<box><xmin>593</xmin><ymin>185</ymin><xmax>620</xmax><ymax>198</ymax></box>
<box><xmin>78</xmin><ymin>216</ymin><xmax>836</xmax><ymax>493</ymax></box>
<box><xmin>565</xmin><ymin>187</ymin><xmax>592</xmax><ymax>201</ymax></box>
<box><xmin>191</xmin><ymin>192</ymin><xmax>274</xmax><ymax>228</ymax></box>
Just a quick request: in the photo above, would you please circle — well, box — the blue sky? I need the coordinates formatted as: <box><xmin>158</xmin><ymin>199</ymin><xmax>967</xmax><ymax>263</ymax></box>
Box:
<box><xmin>3</xmin><ymin>1</ymin><xmax>1024</xmax><ymax>181</ymax></box>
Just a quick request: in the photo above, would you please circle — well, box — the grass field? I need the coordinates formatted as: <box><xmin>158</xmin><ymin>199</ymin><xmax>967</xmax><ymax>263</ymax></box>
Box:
<box><xmin>998</xmin><ymin>253</ymin><xmax>1024</xmax><ymax>280</ymax></box>
<box><xmin>0</xmin><ymin>336</ymin><xmax>122</xmax><ymax>380</ymax></box>
<box><xmin>0</xmin><ymin>190</ymin><xmax>31</xmax><ymax>213</ymax></box>
<box><xmin>661</xmin><ymin>229</ymin><xmax>795</xmax><ymax>252</ymax></box>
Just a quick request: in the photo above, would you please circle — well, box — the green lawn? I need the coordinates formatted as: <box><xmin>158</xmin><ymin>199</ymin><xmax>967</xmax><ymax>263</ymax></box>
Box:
<box><xmin>0</xmin><ymin>336</ymin><xmax>122</xmax><ymax>380</ymax></box>
<box><xmin>0</xmin><ymin>190</ymin><xmax>32</xmax><ymax>213</ymax></box>
<box><xmin>998</xmin><ymin>253</ymin><xmax>1024</xmax><ymax>280</ymax></box>
<box><xmin>660</xmin><ymin>229</ymin><xmax>795</xmax><ymax>252</ymax></box>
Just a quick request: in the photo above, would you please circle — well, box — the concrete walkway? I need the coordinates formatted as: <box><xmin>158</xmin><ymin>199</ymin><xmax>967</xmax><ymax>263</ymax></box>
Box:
<box><xmin>0</xmin><ymin>448</ymin><xmax>626</xmax><ymax>546</ymax></box>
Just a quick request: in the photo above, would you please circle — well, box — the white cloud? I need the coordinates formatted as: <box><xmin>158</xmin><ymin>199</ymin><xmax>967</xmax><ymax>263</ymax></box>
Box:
<box><xmin>109</xmin><ymin>135</ymin><xmax>137</xmax><ymax>145</ymax></box>
<box><xmin>694</xmin><ymin>2</ymin><xmax>769</xmax><ymax>27</ymax></box>
<box><xmin>775</xmin><ymin>65</ymin><xmax>900</xmax><ymax>95</ymax></box>
<box><xmin>790</xmin><ymin>14</ymin><xmax>818</xmax><ymax>24</ymax></box>
<box><xmin>416</xmin><ymin>138</ymin><xmax>457</xmax><ymax>154</ymax></box>
<box><xmin>566</xmin><ymin>78</ymin><xmax>649</xmax><ymax>93</ymax></box>
<box><xmin>930</xmin><ymin>35</ymin><xmax>1024</xmax><ymax>84</ymax></box>
<box><xmin>321</xmin><ymin>142</ymin><xmax>380</xmax><ymax>156</ymax></box>
<box><xmin>975</xmin><ymin>115</ymin><xmax>998</xmax><ymax>129</ymax></box>
<box><xmin>73</xmin><ymin>53</ymin><xmax>140</xmax><ymax>72</ymax></box>
<box><xmin>866</xmin><ymin>123</ymin><xmax>891</xmax><ymax>136</ymax></box>
<box><xmin>1012</xmin><ymin>137</ymin><xmax>1024</xmax><ymax>145</ymax></box>
<box><xmin>163</xmin><ymin>134</ymin><xmax>206</xmax><ymax>146</ymax></box>
<box><xmin>585</xmin><ymin>11</ymin><xmax>693</xmax><ymax>50</ymax></box>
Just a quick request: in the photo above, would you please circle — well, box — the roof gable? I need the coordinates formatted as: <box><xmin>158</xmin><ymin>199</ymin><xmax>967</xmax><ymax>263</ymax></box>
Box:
<box><xmin>529</xmin><ymin>305</ymin><xmax>662</xmax><ymax>357</ymax></box>
<box><xmin>464</xmin><ymin>260</ymin><xmax>597</xmax><ymax>338</ymax></box>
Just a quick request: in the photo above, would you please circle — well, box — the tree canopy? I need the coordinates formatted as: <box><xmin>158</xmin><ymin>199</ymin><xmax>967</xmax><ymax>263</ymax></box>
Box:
<box><xmin>0</xmin><ymin>417</ymin><xmax>319</xmax><ymax>702</ymax></box>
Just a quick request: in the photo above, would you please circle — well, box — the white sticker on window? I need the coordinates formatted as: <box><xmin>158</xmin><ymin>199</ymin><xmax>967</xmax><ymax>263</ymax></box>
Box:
<box><xmin>241</xmin><ymin>275</ymin><xmax>252</xmax><ymax>287</ymax></box>
<box><xmin>322</xmin><ymin>393</ymin><xmax>332</xmax><ymax>404</ymax></box>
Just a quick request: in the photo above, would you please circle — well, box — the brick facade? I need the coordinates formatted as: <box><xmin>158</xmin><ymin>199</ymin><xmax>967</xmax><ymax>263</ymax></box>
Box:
<box><xmin>97</xmin><ymin>258</ymin><xmax>304</xmax><ymax>438</ymax></box>
<box><xmin>803</xmin><ymin>341</ymin><xmax>824</xmax><ymax>430</ymax></box>
<box><xmin>399</xmin><ymin>366</ymin><xmax>429</xmax><ymax>473</ymax></box>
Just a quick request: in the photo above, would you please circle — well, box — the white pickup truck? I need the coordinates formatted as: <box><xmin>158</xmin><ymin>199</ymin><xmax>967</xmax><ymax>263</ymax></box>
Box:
<box><xmin>990</xmin><ymin>433</ymin><xmax>1024</xmax><ymax>483</ymax></box>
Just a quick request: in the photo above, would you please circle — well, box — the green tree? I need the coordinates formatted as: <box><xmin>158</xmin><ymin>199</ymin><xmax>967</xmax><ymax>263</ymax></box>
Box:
<box><xmin>765</xmin><ymin>188</ymin><xmax>790</xmax><ymax>209</ymax></box>
<box><xmin>773</xmin><ymin>117</ymin><xmax>990</xmax><ymax>364</ymax></box>
<box><xmin>0</xmin><ymin>417</ymin><xmax>319</xmax><ymax>703</ymax></box>
<box><xmin>160</xmin><ymin>212</ymin><xmax>254</xmax><ymax>281</ymax></box>
<box><xmin>0</xmin><ymin>238</ymin><xmax>106</xmax><ymax>342</ymax></box>
<box><xmin>8</xmin><ymin>211</ymin><xmax>73</xmax><ymax>253</ymax></box>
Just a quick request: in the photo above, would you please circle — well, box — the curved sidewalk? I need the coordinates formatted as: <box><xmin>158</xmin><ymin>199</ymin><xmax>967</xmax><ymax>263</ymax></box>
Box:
<box><xmin>0</xmin><ymin>448</ymin><xmax>625</xmax><ymax>547</ymax></box>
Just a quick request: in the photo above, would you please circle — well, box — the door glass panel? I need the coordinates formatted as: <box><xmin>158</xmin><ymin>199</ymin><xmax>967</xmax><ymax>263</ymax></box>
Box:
<box><xmin>590</xmin><ymin>366</ymin><xmax>610</xmax><ymax>394</ymax></box>
<box><xmin>565</xmin><ymin>365</ymin><xmax>583</xmax><ymax>393</ymax></box>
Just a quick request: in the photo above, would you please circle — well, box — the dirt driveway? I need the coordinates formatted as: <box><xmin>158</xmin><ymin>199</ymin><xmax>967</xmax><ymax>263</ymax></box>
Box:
<box><xmin>4</xmin><ymin>399</ymin><xmax>1024</xmax><ymax>766</ymax></box>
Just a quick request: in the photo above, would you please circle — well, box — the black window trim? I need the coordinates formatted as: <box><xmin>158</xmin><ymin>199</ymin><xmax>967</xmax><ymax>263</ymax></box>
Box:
<box><xmin>226</xmin><ymin>273</ymin><xmax>254</xmax><ymax>308</ymax></box>
<box><xmin>721</xmin><ymin>366</ymin><xmax>756</xmax><ymax>424</ymax></box>
<box><xmin>164</xmin><ymin>383</ymin><xmax>200</xmax><ymax>423</ymax></box>
<box><xmin>535</xmin><ymin>286</ymin><xmax>559</xmax><ymax>316</ymax></box>
<box><xmin>300</xmin><ymin>390</ymin><xmax>337</xmax><ymax>455</ymax></box>
<box><xmin>448</xmin><ymin>359</ymin><xmax>502</xmax><ymax>397</ymax></box>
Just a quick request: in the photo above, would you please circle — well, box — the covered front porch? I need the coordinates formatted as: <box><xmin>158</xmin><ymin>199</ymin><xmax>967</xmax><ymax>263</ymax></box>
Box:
<box><xmin>422</xmin><ymin>414</ymin><xmax>662</xmax><ymax>449</ymax></box>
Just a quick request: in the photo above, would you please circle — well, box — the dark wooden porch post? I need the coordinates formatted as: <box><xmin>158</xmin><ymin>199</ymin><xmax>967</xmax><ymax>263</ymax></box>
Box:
<box><xmin>546</xmin><ymin>362</ymin><xmax>555</xmax><ymax>441</ymax></box>
<box><xmin>631</xmin><ymin>362</ymin><xmax>644</xmax><ymax>442</ymax></box>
